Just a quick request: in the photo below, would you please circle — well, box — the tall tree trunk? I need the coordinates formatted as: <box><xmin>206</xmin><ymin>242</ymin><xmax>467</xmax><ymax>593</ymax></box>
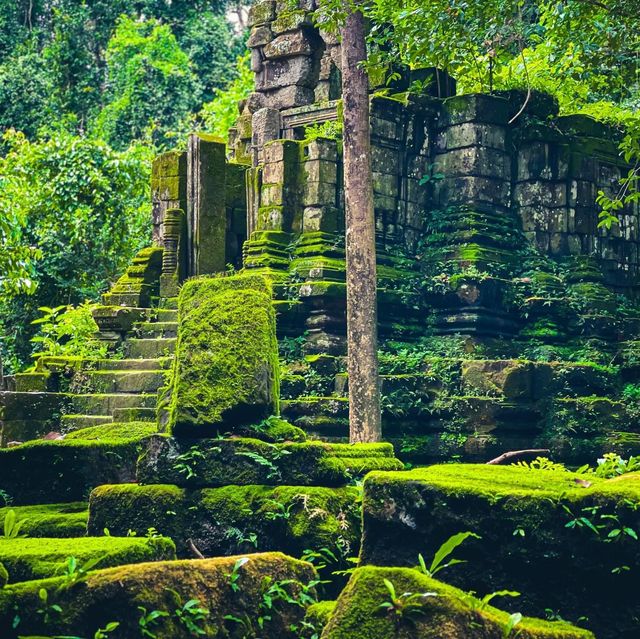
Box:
<box><xmin>341</xmin><ymin>6</ymin><xmax>382</xmax><ymax>443</ymax></box>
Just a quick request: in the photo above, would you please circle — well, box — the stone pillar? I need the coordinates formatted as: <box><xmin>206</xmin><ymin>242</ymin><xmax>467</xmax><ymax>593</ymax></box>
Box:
<box><xmin>151</xmin><ymin>151</ymin><xmax>187</xmax><ymax>244</ymax></box>
<box><xmin>160</xmin><ymin>208</ymin><xmax>186</xmax><ymax>298</ymax></box>
<box><xmin>187</xmin><ymin>134</ymin><xmax>228</xmax><ymax>276</ymax></box>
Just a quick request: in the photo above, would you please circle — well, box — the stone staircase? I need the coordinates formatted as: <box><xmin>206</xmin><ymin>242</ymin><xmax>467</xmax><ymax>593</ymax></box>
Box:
<box><xmin>0</xmin><ymin>304</ymin><xmax>178</xmax><ymax>445</ymax></box>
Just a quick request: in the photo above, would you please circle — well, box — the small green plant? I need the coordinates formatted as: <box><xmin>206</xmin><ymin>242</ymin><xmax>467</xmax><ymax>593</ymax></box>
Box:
<box><xmin>514</xmin><ymin>457</ymin><xmax>566</xmax><ymax>471</ymax></box>
<box><xmin>459</xmin><ymin>589</ymin><xmax>520</xmax><ymax>612</ymax></box>
<box><xmin>57</xmin><ymin>554</ymin><xmax>107</xmax><ymax>590</ymax></box>
<box><xmin>378</xmin><ymin>578</ymin><xmax>437</xmax><ymax>622</ymax></box>
<box><xmin>593</xmin><ymin>453</ymin><xmax>640</xmax><ymax>478</ymax></box>
<box><xmin>236</xmin><ymin>448</ymin><xmax>291</xmax><ymax>481</ymax></box>
<box><xmin>36</xmin><ymin>588</ymin><xmax>62</xmax><ymax>625</ymax></box>
<box><xmin>263</xmin><ymin>498</ymin><xmax>295</xmax><ymax>521</ymax></box>
<box><xmin>166</xmin><ymin>589</ymin><xmax>209</xmax><ymax>636</ymax></box>
<box><xmin>30</xmin><ymin>303</ymin><xmax>107</xmax><ymax>361</ymax></box>
<box><xmin>227</xmin><ymin>557</ymin><xmax>249</xmax><ymax>593</ymax></box>
<box><xmin>502</xmin><ymin>612</ymin><xmax>523</xmax><ymax>638</ymax></box>
<box><xmin>94</xmin><ymin>622</ymin><xmax>121</xmax><ymax>639</ymax></box>
<box><xmin>174</xmin><ymin>446</ymin><xmax>208</xmax><ymax>480</ymax></box>
<box><xmin>2</xmin><ymin>509</ymin><xmax>27</xmax><ymax>538</ymax></box>
<box><xmin>138</xmin><ymin>605</ymin><xmax>170</xmax><ymax>638</ymax></box>
<box><xmin>0</xmin><ymin>489</ymin><xmax>12</xmax><ymax>507</ymax></box>
<box><xmin>416</xmin><ymin>531</ymin><xmax>481</xmax><ymax>577</ymax></box>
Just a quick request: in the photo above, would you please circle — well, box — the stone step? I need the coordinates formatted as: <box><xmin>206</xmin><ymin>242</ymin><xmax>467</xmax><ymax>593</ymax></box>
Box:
<box><xmin>155</xmin><ymin>309</ymin><xmax>178</xmax><ymax>322</ymax></box>
<box><xmin>36</xmin><ymin>356</ymin><xmax>172</xmax><ymax>372</ymax></box>
<box><xmin>70</xmin><ymin>393</ymin><xmax>158</xmax><ymax>415</ymax></box>
<box><xmin>112</xmin><ymin>407</ymin><xmax>157</xmax><ymax>423</ymax></box>
<box><xmin>61</xmin><ymin>414</ymin><xmax>113</xmax><ymax>431</ymax></box>
<box><xmin>124</xmin><ymin>338</ymin><xmax>176</xmax><ymax>359</ymax></box>
<box><xmin>133</xmin><ymin>322</ymin><xmax>178</xmax><ymax>338</ymax></box>
<box><xmin>159</xmin><ymin>297</ymin><xmax>178</xmax><ymax>310</ymax></box>
<box><xmin>83</xmin><ymin>370</ymin><xmax>166</xmax><ymax>394</ymax></box>
<box><xmin>94</xmin><ymin>357</ymin><xmax>173</xmax><ymax>371</ymax></box>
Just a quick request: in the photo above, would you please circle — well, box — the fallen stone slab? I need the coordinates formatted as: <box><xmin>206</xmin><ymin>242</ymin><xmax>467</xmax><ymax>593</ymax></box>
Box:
<box><xmin>360</xmin><ymin>464</ymin><xmax>640</xmax><ymax>638</ymax></box>
<box><xmin>0</xmin><ymin>552</ymin><xmax>315</xmax><ymax>638</ymax></box>
<box><xmin>322</xmin><ymin>566</ymin><xmax>593</xmax><ymax>639</ymax></box>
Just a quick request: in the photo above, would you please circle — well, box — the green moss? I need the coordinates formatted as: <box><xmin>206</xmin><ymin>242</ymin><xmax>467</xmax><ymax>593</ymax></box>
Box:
<box><xmin>88</xmin><ymin>482</ymin><xmax>362</xmax><ymax>560</ymax></box>
<box><xmin>168</xmin><ymin>274</ymin><xmax>280</xmax><ymax>436</ymax></box>
<box><xmin>137</xmin><ymin>435</ymin><xmax>401</xmax><ymax>487</ymax></box>
<box><xmin>305</xmin><ymin>600</ymin><xmax>336</xmax><ymax>631</ymax></box>
<box><xmin>64</xmin><ymin>421</ymin><xmax>157</xmax><ymax>441</ymax></box>
<box><xmin>361</xmin><ymin>464</ymin><xmax>640</xmax><ymax>637</ymax></box>
<box><xmin>323</xmin><ymin>566</ymin><xmax>592</xmax><ymax>638</ymax></box>
<box><xmin>0</xmin><ymin>552</ymin><xmax>315</xmax><ymax>638</ymax></box>
<box><xmin>0</xmin><ymin>536</ymin><xmax>175</xmax><ymax>583</ymax></box>
<box><xmin>0</xmin><ymin>503</ymin><xmax>88</xmax><ymax>538</ymax></box>
<box><xmin>237</xmin><ymin>417</ymin><xmax>307</xmax><ymax>442</ymax></box>
<box><xmin>0</xmin><ymin>563</ymin><xmax>7</xmax><ymax>588</ymax></box>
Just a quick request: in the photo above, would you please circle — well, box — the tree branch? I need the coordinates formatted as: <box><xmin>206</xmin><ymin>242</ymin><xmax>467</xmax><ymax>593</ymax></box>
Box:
<box><xmin>486</xmin><ymin>449</ymin><xmax>551</xmax><ymax>465</ymax></box>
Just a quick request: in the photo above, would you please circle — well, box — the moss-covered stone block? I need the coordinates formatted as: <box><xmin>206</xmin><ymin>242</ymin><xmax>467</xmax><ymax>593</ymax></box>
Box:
<box><xmin>88</xmin><ymin>483</ymin><xmax>361</xmax><ymax>559</ymax></box>
<box><xmin>0</xmin><ymin>536</ymin><xmax>175</xmax><ymax>583</ymax></box>
<box><xmin>323</xmin><ymin>566</ymin><xmax>593</xmax><ymax>639</ymax></box>
<box><xmin>0</xmin><ymin>438</ymin><xmax>147</xmax><ymax>505</ymax></box>
<box><xmin>64</xmin><ymin>421</ymin><xmax>158</xmax><ymax>441</ymax></box>
<box><xmin>0</xmin><ymin>552</ymin><xmax>315</xmax><ymax>638</ymax></box>
<box><xmin>0</xmin><ymin>503</ymin><xmax>88</xmax><ymax>538</ymax></box>
<box><xmin>136</xmin><ymin>435</ymin><xmax>401</xmax><ymax>487</ymax></box>
<box><xmin>168</xmin><ymin>274</ymin><xmax>279</xmax><ymax>436</ymax></box>
<box><xmin>361</xmin><ymin>465</ymin><xmax>640</xmax><ymax>638</ymax></box>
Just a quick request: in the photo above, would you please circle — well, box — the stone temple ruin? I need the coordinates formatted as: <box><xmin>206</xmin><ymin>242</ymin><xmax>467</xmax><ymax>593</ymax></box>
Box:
<box><xmin>4</xmin><ymin>0</ymin><xmax>639</xmax><ymax>462</ymax></box>
<box><xmin>0</xmin><ymin>2</ymin><xmax>639</xmax><ymax>637</ymax></box>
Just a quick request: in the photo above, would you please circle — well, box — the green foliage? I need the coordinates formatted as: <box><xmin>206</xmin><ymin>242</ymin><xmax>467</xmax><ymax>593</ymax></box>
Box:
<box><xmin>93</xmin><ymin>16</ymin><xmax>199</xmax><ymax>149</ymax></box>
<box><xmin>167</xmin><ymin>589</ymin><xmax>210</xmax><ymax>636</ymax></box>
<box><xmin>377</xmin><ymin>577</ymin><xmax>437</xmax><ymax>622</ymax></box>
<box><xmin>2</xmin><ymin>510</ymin><xmax>27</xmax><ymax>539</ymax></box>
<box><xmin>57</xmin><ymin>554</ymin><xmax>108</xmax><ymax>590</ymax></box>
<box><xmin>0</xmin><ymin>129</ymin><xmax>152</xmax><ymax>371</ymax></box>
<box><xmin>197</xmin><ymin>52</ymin><xmax>254</xmax><ymax>141</ymax></box>
<box><xmin>416</xmin><ymin>531</ymin><xmax>481</xmax><ymax>578</ymax></box>
<box><xmin>30</xmin><ymin>304</ymin><xmax>107</xmax><ymax>362</ymax></box>
<box><xmin>138</xmin><ymin>606</ymin><xmax>170</xmax><ymax>639</ymax></box>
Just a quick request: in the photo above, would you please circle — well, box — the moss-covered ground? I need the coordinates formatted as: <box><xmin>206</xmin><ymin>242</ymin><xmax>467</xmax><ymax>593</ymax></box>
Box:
<box><xmin>0</xmin><ymin>536</ymin><xmax>175</xmax><ymax>583</ymax></box>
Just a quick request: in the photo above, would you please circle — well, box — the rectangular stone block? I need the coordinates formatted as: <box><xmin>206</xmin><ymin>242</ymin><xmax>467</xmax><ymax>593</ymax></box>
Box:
<box><xmin>434</xmin><ymin>176</ymin><xmax>511</xmax><ymax>208</ymax></box>
<box><xmin>436</xmin><ymin>146</ymin><xmax>510</xmax><ymax>179</ymax></box>
<box><xmin>304</xmin><ymin>159</ymin><xmax>337</xmax><ymax>184</ymax></box>
<box><xmin>436</xmin><ymin>123</ymin><xmax>507</xmax><ymax>151</ymax></box>
<box><xmin>248</xmin><ymin>0</ymin><xmax>276</xmax><ymax>27</ymax></box>
<box><xmin>517</xmin><ymin>142</ymin><xmax>570</xmax><ymax>181</ymax></box>
<box><xmin>168</xmin><ymin>274</ymin><xmax>278</xmax><ymax>436</ymax></box>
<box><xmin>513</xmin><ymin>181</ymin><xmax>567</xmax><ymax>208</ymax></box>
<box><xmin>305</xmin><ymin>138</ymin><xmax>338</xmax><ymax>162</ymax></box>
<box><xmin>303</xmin><ymin>181</ymin><xmax>337</xmax><ymax>206</ymax></box>
<box><xmin>264</xmin><ymin>30</ymin><xmax>314</xmax><ymax>58</ymax></box>
<box><xmin>256</xmin><ymin>56</ymin><xmax>315</xmax><ymax>90</ymax></box>
<box><xmin>262</xmin><ymin>85</ymin><xmax>315</xmax><ymax>109</ymax></box>
<box><xmin>303</xmin><ymin>205</ymin><xmax>339</xmax><ymax>232</ymax></box>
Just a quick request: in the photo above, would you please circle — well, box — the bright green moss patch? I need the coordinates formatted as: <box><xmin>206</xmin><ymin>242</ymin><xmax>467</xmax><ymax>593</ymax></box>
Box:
<box><xmin>168</xmin><ymin>274</ymin><xmax>280</xmax><ymax>436</ymax></box>
<box><xmin>64</xmin><ymin>421</ymin><xmax>157</xmax><ymax>441</ymax></box>
<box><xmin>305</xmin><ymin>600</ymin><xmax>336</xmax><ymax>632</ymax></box>
<box><xmin>0</xmin><ymin>536</ymin><xmax>175</xmax><ymax>583</ymax></box>
<box><xmin>0</xmin><ymin>552</ymin><xmax>315</xmax><ymax>638</ymax></box>
<box><xmin>323</xmin><ymin>566</ymin><xmax>593</xmax><ymax>639</ymax></box>
<box><xmin>0</xmin><ymin>563</ymin><xmax>7</xmax><ymax>587</ymax></box>
<box><xmin>88</xmin><ymin>482</ymin><xmax>361</xmax><ymax>560</ymax></box>
<box><xmin>136</xmin><ymin>435</ymin><xmax>401</xmax><ymax>487</ymax></box>
<box><xmin>0</xmin><ymin>502</ymin><xmax>87</xmax><ymax>537</ymax></box>
<box><xmin>361</xmin><ymin>464</ymin><xmax>640</xmax><ymax>638</ymax></box>
<box><xmin>0</xmin><ymin>438</ymin><xmax>146</xmax><ymax>504</ymax></box>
